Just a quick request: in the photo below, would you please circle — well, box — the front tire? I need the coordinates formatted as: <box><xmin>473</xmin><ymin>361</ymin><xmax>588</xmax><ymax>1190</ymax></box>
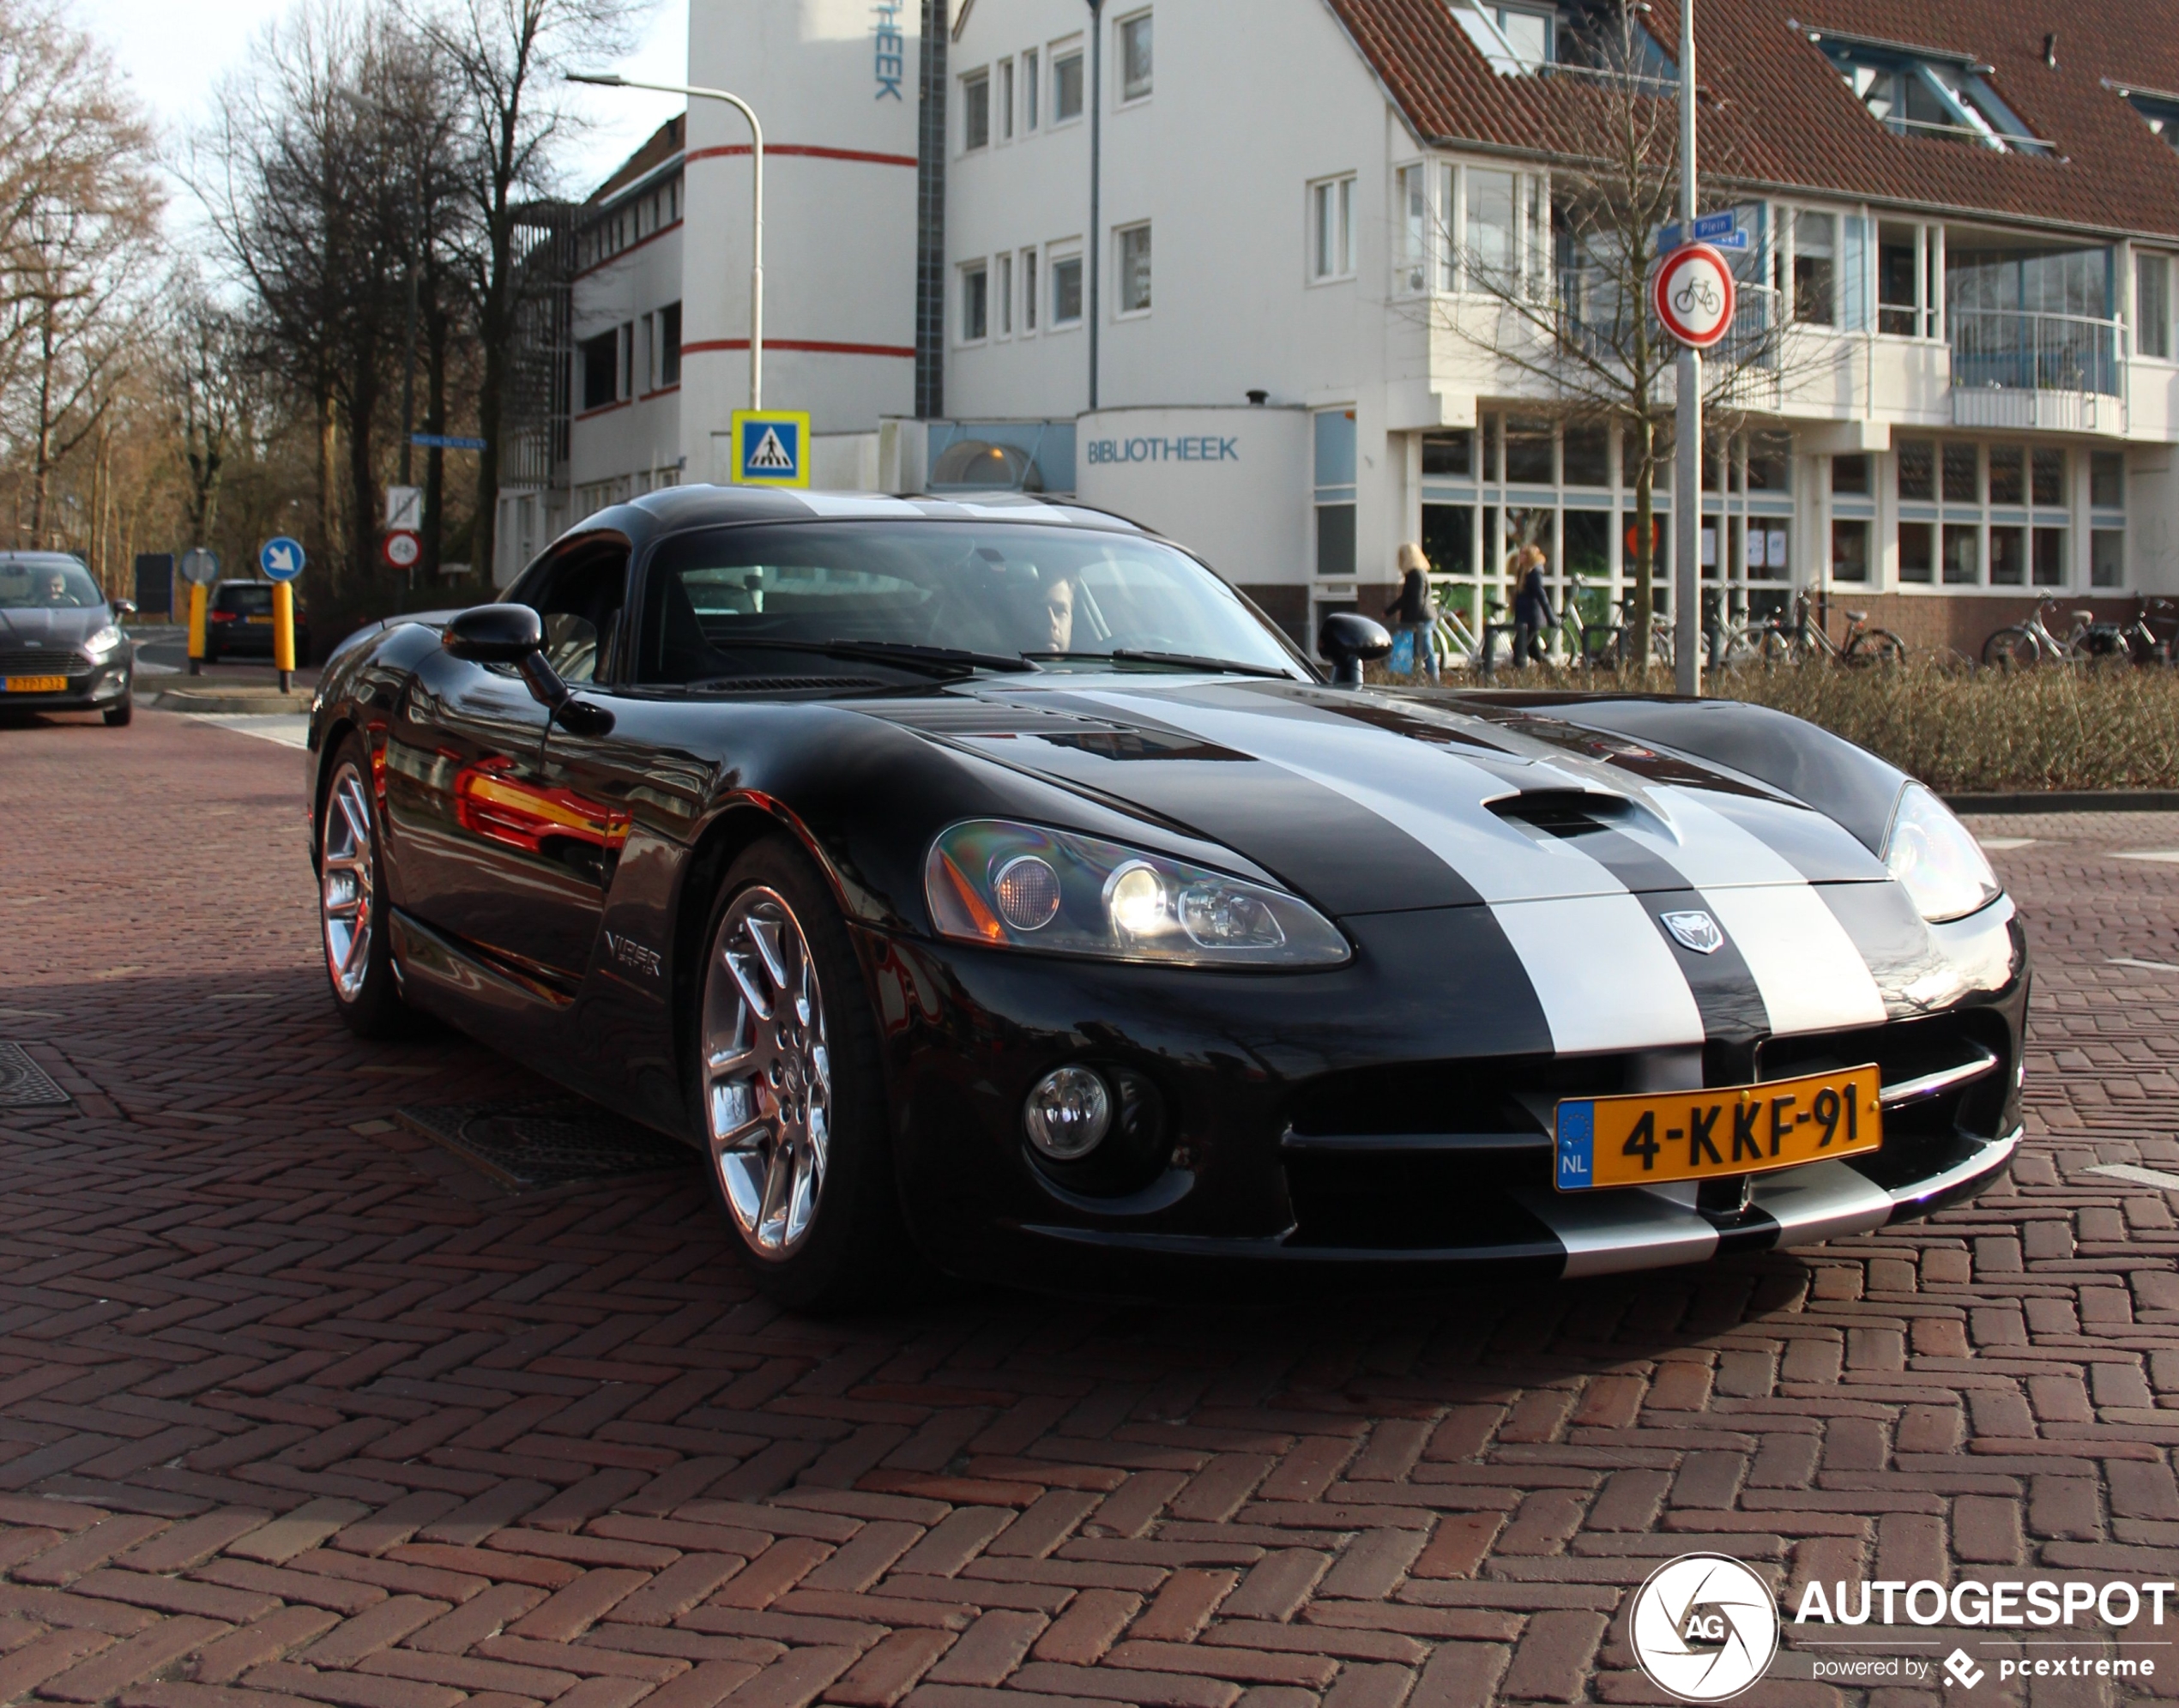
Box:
<box><xmin>103</xmin><ymin>697</ymin><xmax>132</xmax><ymax>726</ymax></box>
<box><xmin>695</xmin><ymin>836</ymin><xmax>908</xmax><ymax>1311</ymax></box>
<box><xmin>319</xmin><ymin>736</ymin><xmax>411</xmax><ymax>1038</ymax></box>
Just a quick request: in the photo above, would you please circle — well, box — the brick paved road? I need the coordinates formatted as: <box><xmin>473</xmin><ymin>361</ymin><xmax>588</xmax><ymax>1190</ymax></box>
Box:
<box><xmin>2</xmin><ymin>709</ymin><xmax>2176</xmax><ymax>1708</ymax></box>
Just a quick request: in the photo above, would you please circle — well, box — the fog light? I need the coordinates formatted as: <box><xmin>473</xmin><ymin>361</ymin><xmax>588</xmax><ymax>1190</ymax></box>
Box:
<box><xmin>993</xmin><ymin>854</ymin><xmax>1061</xmax><ymax>930</ymax></box>
<box><xmin>1024</xmin><ymin>1065</ymin><xmax>1112</xmax><ymax>1161</ymax></box>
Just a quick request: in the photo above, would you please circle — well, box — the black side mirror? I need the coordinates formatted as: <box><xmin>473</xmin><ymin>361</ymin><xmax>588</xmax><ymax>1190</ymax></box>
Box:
<box><xmin>1318</xmin><ymin>613</ymin><xmax>1392</xmax><ymax>689</ymax></box>
<box><xmin>444</xmin><ymin>603</ymin><xmax>544</xmax><ymax>663</ymax></box>
<box><xmin>112</xmin><ymin>599</ymin><xmax>137</xmax><ymax>618</ymax></box>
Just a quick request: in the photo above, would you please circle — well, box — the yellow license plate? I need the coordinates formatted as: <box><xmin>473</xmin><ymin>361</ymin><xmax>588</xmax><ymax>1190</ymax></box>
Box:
<box><xmin>3</xmin><ymin>674</ymin><xmax>68</xmax><ymax>692</ymax></box>
<box><xmin>1554</xmin><ymin>1065</ymin><xmax>1881</xmax><ymax>1191</ymax></box>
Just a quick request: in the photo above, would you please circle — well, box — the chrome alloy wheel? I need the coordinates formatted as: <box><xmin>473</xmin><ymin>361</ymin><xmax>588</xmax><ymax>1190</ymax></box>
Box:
<box><xmin>321</xmin><ymin>762</ymin><xmax>377</xmax><ymax>1002</ymax></box>
<box><xmin>702</xmin><ymin>886</ymin><xmax>833</xmax><ymax>1258</ymax></box>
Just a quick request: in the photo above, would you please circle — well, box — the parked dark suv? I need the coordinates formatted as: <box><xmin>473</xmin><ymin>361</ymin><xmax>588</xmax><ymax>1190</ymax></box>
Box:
<box><xmin>205</xmin><ymin>580</ymin><xmax>310</xmax><ymax>665</ymax></box>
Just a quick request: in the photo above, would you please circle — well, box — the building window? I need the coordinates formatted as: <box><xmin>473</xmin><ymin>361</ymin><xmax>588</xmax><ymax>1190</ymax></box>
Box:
<box><xmin>1942</xmin><ymin>522</ymin><xmax>1979</xmax><ymax>584</ymax></box>
<box><xmin>1391</xmin><ymin>164</ymin><xmax>1427</xmax><ymax>294</ymax></box>
<box><xmin>580</xmin><ymin>330</ymin><xmax>619</xmax><ymax>411</ymax></box>
<box><xmin>963</xmin><ymin>71</ymin><xmax>990</xmax><ymax>150</ymax></box>
<box><xmin>2032</xmin><ymin>527</ymin><xmax>2066</xmax><ymax>587</ymax></box>
<box><xmin>2139</xmin><ymin>254</ymin><xmax>2173</xmax><ymax>359</ymax></box>
<box><xmin>1563</xmin><ymin>425</ymin><xmax>1609</xmax><ymax>488</ymax></box>
<box><xmin>998</xmin><ymin>58</ymin><xmax>1014</xmax><ymax>141</ymax></box>
<box><xmin>1878</xmin><ymin>220</ymin><xmax>1929</xmax><ymax>335</ymax></box>
<box><xmin>1987</xmin><ymin>446</ymin><xmax>2024</xmax><ymax>506</ymax></box>
<box><xmin>1747</xmin><ymin>432</ymin><xmax>1792</xmax><ymax>492</ymax></box>
<box><xmin>1311</xmin><ymin>175</ymin><xmax>1355</xmax><ymax>281</ymax></box>
<box><xmin>1815</xmin><ymin>35</ymin><xmax>2049</xmax><ymax>154</ymax></box>
<box><xmin>1794</xmin><ymin>211</ymin><xmax>1837</xmax><ymax>324</ymax></box>
<box><xmin>997</xmin><ymin>254</ymin><xmax>1013</xmax><ymax>336</ymax></box>
<box><xmin>1832</xmin><ymin>518</ymin><xmax>1871</xmax><ymax>582</ymax></box>
<box><xmin>1943</xmin><ymin>442</ymin><xmax>1979</xmax><ymax>504</ymax></box>
<box><xmin>1898</xmin><ymin>438</ymin><xmax>1935</xmax><ymax>500</ymax></box>
<box><xmin>1023</xmin><ymin>49</ymin><xmax>1039</xmax><ymax>129</ymax></box>
<box><xmin>1115</xmin><ymin>223</ymin><xmax>1151</xmax><ymax>315</ymax></box>
<box><xmin>1421</xmin><ymin>432</ymin><xmax>1471</xmax><ymax>477</ymax></box>
<box><xmin>1466</xmin><ymin>167</ymin><xmax>1516</xmax><ymax>291</ymax></box>
<box><xmin>1832</xmin><ymin>455</ymin><xmax>1869</xmax><ymax>496</ymax></box>
<box><xmin>1118</xmin><ymin>11</ymin><xmax>1151</xmax><ymax>102</ymax></box>
<box><xmin>1052</xmin><ymin>252</ymin><xmax>1083</xmax><ymax>325</ymax></box>
<box><xmin>660</xmin><ymin>302</ymin><xmax>681</xmax><ymax>386</ymax></box>
<box><xmin>2032</xmin><ymin>448</ymin><xmax>2064</xmax><ymax>506</ymax></box>
<box><xmin>2091</xmin><ymin>529</ymin><xmax>2125</xmax><ymax>587</ymax></box>
<box><xmin>2091</xmin><ymin>451</ymin><xmax>2124</xmax><ymax>507</ymax></box>
<box><xmin>1989</xmin><ymin>525</ymin><xmax>2026</xmax><ymax>586</ymax></box>
<box><xmin>1023</xmin><ymin>249</ymin><xmax>1039</xmax><ymax>331</ymax></box>
<box><xmin>961</xmin><ymin>262</ymin><xmax>988</xmax><ymax>342</ymax></box>
<box><xmin>1898</xmin><ymin>520</ymin><xmax>1935</xmax><ymax>583</ymax></box>
<box><xmin>1314</xmin><ymin>408</ymin><xmax>1358</xmax><ymax>579</ymax></box>
<box><xmin>1053</xmin><ymin>46</ymin><xmax>1084</xmax><ymax>122</ymax></box>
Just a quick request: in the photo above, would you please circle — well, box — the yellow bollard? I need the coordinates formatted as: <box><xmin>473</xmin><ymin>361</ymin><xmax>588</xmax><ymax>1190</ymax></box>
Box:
<box><xmin>273</xmin><ymin>582</ymin><xmax>296</xmax><ymax>693</ymax></box>
<box><xmin>186</xmin><ymin>582</ymin><xmax>208</xmax><ymax>677</ymax></box>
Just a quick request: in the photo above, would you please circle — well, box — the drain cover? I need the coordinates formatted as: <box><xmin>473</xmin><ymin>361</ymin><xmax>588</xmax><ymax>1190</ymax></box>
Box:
<box><xmin>397</xmin><ymin>1097</ymin><xmax>691</xmax><ymax>1190</ymax></box>
<box><xmin>0</xmin><ymin>1042</ymin><xmax>69</xmax><ymax>1108</ymax></box>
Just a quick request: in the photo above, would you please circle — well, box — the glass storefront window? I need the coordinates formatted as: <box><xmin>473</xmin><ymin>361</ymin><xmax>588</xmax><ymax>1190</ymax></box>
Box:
<box><xmin>1421</xmin><ymin>432</ymin><xmax>1471</xmax><ymax>477</ymax></box>
<box><xmin>1505</xmin><ymin>418</ymin><xmax>1554</xmax><ymax>484</ymax></box>
<box><xmin>1562</xmin><ymin>425</ymin><xmax>1609</xmax><ymax>488</ymax></box>
<box><xmin>2091</xmin><ymin>529</ymin><xmax>2124</xmax><ymax>587</ymax></box>
<box><xmin>1943</xmin><ymin>524</ymin><xmax>1980</xmax><ymax>584</ymax></box>
<box><xmin>2032</xmin><ymin>527</ymin><xmax>2066</xmax><ymax>587</ymax></box>
<box><xmin>1832</xmin><ymin>517</ymin><xmax>1871</xmax><ymax>582</ymax></box>
<box><xmin>1899</xmin><ymin>521</ymin><xmax>1935</xmax><ymax>583</ymax></box>
<box><xmin>1747</xmin><ymin>432</ymin><xmax>1791</xmax><ymax>492</ymax></box>
<box><xmin>1989</xmin><ymin>525</ymin><xmax>2026</xmax><ymax>586</ymax></box>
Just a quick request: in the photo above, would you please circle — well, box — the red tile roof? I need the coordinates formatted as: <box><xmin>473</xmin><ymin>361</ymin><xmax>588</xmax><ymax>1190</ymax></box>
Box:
<box><xmin>589</xmin><ymin>114</ymin><xmax>686</xmax><ymax>207</ymax></box>
<box><xmin>1323</xmin><ymin>0</ymin><xmax>2179</xmax><ymax>240</ymax></box>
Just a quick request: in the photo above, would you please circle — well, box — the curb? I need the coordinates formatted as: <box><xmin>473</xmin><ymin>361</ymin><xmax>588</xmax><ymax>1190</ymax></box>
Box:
<box><xmin>154</xmin><ymin>691</ymin><xmax>311</xmax><ymax>715</ymax></box>
<box><xmin>1946</xmin><ymin>791</ymin><xmax>2179</xmax><ymax>815</ymax></box>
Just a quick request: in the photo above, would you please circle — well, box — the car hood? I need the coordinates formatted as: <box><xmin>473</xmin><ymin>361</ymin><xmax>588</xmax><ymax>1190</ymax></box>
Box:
<box><xmin>863</xmin><ymin>675</ymin><xmax>1895</xmax><ymax>919</ymax></box>
<box><xmin>0</xmin><ymin>606</ymin><xmax>109</xmax><ymax>648</ymax></box>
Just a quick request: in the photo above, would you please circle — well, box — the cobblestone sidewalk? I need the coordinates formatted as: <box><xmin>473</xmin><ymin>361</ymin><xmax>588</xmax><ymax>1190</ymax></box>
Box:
<box><xmin>0</xmin><ymin>713</ymin><xmax>2174</xmax><ymax>1708</ymax></box>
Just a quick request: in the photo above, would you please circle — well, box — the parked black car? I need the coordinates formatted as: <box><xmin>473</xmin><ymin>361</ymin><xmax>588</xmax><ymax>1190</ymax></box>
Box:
<box><xmin>305</xmin><ymin>487</ymin><xmax>2026</xmax><ymax>1309</ymax></box>
<box><xmin>205</xmin><ymin>579</ymin><xmax>310</xmax><ymax>665</ymax></box>
<box><xmin>0</xmin><ymin>552</ymin><xmax>135</xmax><ymax>725</ymax></box>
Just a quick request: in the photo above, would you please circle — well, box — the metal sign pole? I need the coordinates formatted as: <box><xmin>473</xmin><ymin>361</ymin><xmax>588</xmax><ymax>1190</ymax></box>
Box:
<box><xmin>1674</xmin><ymin>0</ymin><xmax>1703</xmax><ymax>697</ymax></box>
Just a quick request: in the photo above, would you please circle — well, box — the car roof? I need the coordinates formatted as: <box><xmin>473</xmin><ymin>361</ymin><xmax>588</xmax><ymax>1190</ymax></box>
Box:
<box><xmin>0</xmin><ymin>552</ymin><xmax>91</xmax><ymax>568</ymax></box>
<box><xmin>619</xmin><ymin>485</ymin><xmax>1149</xmax><ymax>536</ymax></box>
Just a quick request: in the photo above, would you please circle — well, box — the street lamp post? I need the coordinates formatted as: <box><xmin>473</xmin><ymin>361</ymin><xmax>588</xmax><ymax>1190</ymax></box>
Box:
<box><xmin>1672</xmin><ymin>0</ymin><xmax>1703</xmax><ymax>697</ymax></box>
<box><xmin>568</xmin><ymin>73</ymin><xmax>764</xmax><ymax>410</ymax></box>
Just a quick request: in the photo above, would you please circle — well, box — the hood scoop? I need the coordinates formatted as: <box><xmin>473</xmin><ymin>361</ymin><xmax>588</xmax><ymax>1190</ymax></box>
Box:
<box><xmin>1488</xmin><ymin>788</ymin><xmax>1638</xmax><ymax>837</ymax></box>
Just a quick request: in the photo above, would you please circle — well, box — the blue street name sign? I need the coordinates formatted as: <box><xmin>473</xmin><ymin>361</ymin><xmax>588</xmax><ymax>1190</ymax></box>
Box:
<box><xmin>260</xmin><ymin>537</ymin><xmax>305</xmax><ymax>582</ymax></box>
<box><xmin>411</xmin><ymin>433</ymin><xmax>489</xmax><ymax>450</ymax></box>
<box><xmin>1660</xmin><ymin>212</ymin><xmax>1750</xmax><ymax>252</ymax></box>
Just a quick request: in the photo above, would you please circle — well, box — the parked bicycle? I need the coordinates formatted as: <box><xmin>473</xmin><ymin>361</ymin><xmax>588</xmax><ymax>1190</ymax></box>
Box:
<box><xmin>1981</xmin><ymin>599</ymin><xmax>2130</xmax><ymax>670</ymax></box>
<box><xmin>2116</xmin><ymin>594</ymin><xmax>2177</xmax><ymax>667</ymax></box>
<box><xmin>1716</xmin><ymin>592</ymin><xmax>1904</xmax><ymax>668</ymax></box>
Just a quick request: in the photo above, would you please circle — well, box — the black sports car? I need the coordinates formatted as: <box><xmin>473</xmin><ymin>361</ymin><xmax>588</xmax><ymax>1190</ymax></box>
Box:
<box><xmin>305</xmin><ymin>487</ymin><xmax>2025</xmax><ymax>1307</ymax></box>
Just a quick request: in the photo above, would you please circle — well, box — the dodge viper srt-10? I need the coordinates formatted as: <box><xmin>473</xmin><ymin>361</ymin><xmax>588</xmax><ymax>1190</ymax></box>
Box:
<box><xmin>306</xmin><ymin>487</ymin><xmax>2025</xmax><ymax>1307</ymax></box>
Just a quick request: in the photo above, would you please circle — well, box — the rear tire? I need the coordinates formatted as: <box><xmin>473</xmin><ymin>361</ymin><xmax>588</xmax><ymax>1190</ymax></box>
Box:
<box><xmin>103</xmin><ymin>698</ymin><xmax>131</xmax><ymax>726</ymax></box>
<box><xmin>1983</xmin><ymin>627</ymin><xmax>2040</xmax><ymax>671</ymax></box>
<box><xmin>1844</xmin><ymin>629</ymin><xmax>1905</xmax><ymax>667</ymax></box>
<box><xmin>318</xmin><ymin>734</ymin><xmax>411</xmax><ymax>1038</ymax></box>
<box><xmin>693</xmin><ymin>836</ymin><xmax>911</xmax><ymax>1312</ymax></box>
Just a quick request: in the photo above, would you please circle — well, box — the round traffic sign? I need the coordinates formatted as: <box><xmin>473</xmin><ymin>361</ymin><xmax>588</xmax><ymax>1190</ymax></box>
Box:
<box><xmin>1653</xmin><ymin>243</ymin><xmax>1736</xmax><ymax>349</ymax></box>
<box><xmin>260</xmin><ymin>536</ymin><xmax>305</xmax><ymax>582</ymax></box>
<box><xmin>383</xmin><ymin>529</ymin><xmax>422</xmax><ymax>570</ymax></box>
<box><xmin>178</xmin><ymin>546</ymin><xmax>219</xmax><ymax>586</ymax></box>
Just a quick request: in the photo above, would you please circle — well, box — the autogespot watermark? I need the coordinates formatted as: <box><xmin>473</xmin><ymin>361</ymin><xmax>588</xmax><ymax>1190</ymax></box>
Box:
<box><xmin>1627</xmin><ymin>1553</ymin><xmax>2176</xmax><ymax>1702</ymax></box>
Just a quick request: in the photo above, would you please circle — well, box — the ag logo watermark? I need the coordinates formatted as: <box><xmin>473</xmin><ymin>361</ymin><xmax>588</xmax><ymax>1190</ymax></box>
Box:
<box><xmin>1631</xmin><ymin>1554</ymin><xmax>1780</xmax><ymax>1701</ymax></box>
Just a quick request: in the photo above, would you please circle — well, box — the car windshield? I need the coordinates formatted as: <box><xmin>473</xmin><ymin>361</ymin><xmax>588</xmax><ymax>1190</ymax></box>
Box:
<box><xmin>0</xmin><ymin>559</ymin><xmax>100</xmax><ymax>609</ymax></box>
<box><xmin>634</xmin><ymin>521</ymin><xmax>1304</xmax><ymax>685</ymax></box>
<box><xmin>215</xmin><ymin>585</ymin><xmax>275</xmax><ymax>614</ymax></box>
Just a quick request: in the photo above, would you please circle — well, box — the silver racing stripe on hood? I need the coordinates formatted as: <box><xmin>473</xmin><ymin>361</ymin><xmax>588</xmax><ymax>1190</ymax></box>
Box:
<box><xmin>1074</xmin><ymin>684</ymin><xmax>1895</xmax><ymax>1049</ymax></box>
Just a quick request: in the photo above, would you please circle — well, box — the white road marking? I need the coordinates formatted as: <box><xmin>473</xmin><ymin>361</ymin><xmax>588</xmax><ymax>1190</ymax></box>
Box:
<box><xmin>2086</xmin><ymin>1162</ymin><xmax>2179</xmax><ymax>1191</ymax></box>
<box><xmin>1976</xmin><ymin>837</ymin><xmax>2037</xmax><ymax>850</ymax></box>
<box><xmin>181</xmin><ymin>712</ymin><xmax>310</xmax><ymax>749</ymax></box>
<box><xmin>2108</xmin><ymin>957</ymin><xmax>2179</xmax><ymax>973</ymax></box>
<box><xmin>2114</xmin><ymin>851</ymin><xmax>2179</xmax><ymax>864</ymax></box>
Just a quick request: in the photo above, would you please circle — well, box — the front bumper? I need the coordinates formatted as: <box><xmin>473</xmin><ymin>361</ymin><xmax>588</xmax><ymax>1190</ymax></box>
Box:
<box><xmin>869</xmin><ymin>891</ymin><xmax>2028</xmax><ymax>1290</ymax></box>
<box><xmin>0</xmin><ymin>664</ymin><xmax>130</xmax><ymax>711</ymax></box>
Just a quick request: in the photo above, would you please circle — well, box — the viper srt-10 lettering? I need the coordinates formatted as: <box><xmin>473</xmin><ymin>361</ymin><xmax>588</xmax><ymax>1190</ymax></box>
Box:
<box><xmin>305</xmin><ymin>486</ymin><xmax>2025</xmax><ymax>1308</ymax></box>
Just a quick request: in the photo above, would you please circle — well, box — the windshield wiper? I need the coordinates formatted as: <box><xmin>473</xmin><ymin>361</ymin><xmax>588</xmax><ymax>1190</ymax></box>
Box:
<box><xmin>724</xmin><ymin>637</ymin><xmax>1038</xmax><ymax>676</ymax></box>
<box><xmin>1026</xmin><ymin>649</ymin><xmax>1296</xmax><ymax>679</ymax></box>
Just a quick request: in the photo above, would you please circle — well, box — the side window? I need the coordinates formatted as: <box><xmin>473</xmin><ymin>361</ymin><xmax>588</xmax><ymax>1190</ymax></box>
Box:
<box><xmin>521</xmin><ymin>542</ymin><xmax>630</xmax><ymax>685</ymax></box>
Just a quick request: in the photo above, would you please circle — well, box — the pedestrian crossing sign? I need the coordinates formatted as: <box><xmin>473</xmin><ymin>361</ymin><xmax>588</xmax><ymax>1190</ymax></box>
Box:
<box><xmin>731</xmin><ymin>410</ymin><xmax>812</xmax><ymax>487</ymax></box>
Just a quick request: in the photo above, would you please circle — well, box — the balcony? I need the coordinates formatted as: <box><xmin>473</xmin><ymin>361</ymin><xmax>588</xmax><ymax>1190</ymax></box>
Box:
<box><xmin>1947</xmin><ymin>308</ymin><xmax>2127</xmax><ymax>433</ymax></box>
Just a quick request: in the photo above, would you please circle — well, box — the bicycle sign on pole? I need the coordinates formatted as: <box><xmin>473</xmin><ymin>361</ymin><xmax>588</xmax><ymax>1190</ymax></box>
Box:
<box><xmin>1652</xmin><ymin>242</ymin><xmax>1735</xmax><ymax>350</ymax></box>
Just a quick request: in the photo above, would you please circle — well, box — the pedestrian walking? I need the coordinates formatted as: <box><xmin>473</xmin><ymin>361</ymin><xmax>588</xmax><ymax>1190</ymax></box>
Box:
<box><xmin>1512</xmin><ymin>544</ymin><xmax>1554</xmax><ymax>670</ymax></box>
<box><xmin>1383</xmin><ymin>542</ymin><xmax>1440</xmax><ymax>682</ymax></box>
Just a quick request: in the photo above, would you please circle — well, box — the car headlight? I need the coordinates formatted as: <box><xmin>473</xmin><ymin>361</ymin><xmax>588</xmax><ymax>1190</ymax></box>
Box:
<box><xmin>1885</xmin><ymin>782</ymin><xmax>2001</xmax><ymax>922</ymax></box>
<box><xmin>82</xmin><ymin>625</ymin><xmax>122</xmax><ymax>658</ymax></box>
<box><xmin>926</xmin><ymin>819</ymin><xmax>1349</xmax><ymax>968</ymax></box>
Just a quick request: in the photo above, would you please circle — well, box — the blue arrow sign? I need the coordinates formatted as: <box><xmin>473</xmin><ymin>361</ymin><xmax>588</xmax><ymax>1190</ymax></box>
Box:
<box><xmin>260</xmin><ymin>536</ymin><xmax>305</xmax><ymax>582</ymax></box>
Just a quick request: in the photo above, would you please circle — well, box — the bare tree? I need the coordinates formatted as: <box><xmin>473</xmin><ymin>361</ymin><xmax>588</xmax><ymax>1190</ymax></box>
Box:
<box><xmin>166</xmin><ymin>269</ymin><xmax>251</xmax><ymax>548</ymax></box>
<box><xmin>421</xmin><ymin>0</ymin><xmax>639</xmax><ymax>585</ymax></box>
<box><xmin>1422</xmin><ymin>2</ymin><xmax>1801</xmax><ymax>655</ymax></box>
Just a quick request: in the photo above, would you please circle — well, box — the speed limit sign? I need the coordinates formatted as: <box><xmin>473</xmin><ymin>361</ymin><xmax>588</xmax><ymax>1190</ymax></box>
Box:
<box><xmin>382</xmin><ymin>529</ymin><xmax>422</xmax><ymax>570</ymax></box>
<box><xmin>1653</xmin><ymin>243</ymin><xmax>1736</xmax><ymax>348</ymax></box>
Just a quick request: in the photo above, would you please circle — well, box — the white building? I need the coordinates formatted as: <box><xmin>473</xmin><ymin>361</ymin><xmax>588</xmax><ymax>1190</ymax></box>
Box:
<box><xmin>504</xmin><ymin>0</ymin><xmax>2179</xmax><ymax>661</ymax></box>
